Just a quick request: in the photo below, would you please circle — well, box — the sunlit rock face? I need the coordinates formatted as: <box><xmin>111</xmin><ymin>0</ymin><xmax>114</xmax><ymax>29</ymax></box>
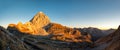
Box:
<box><xmin>8</xmin><ymin>12</ymin><xmax>50</xmax><ymax>36</ymax></box>
<box><xmin>16</xmin><ymin>22</ymin><xmax>35</xmax><ymax>34</ymax></box>
<box><xmin>30</xmin><ymin>12</ymin><xmax>50</xmax><ymax>29</ymax></box>
<box><xmin>45</xmin><ymin>23</ymin><xmax>92</xmax><ymax>43</ymax></box>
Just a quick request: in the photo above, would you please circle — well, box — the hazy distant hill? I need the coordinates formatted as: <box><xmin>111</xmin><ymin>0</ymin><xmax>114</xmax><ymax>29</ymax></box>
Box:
<box><xmin>75</xmin><ymin>27</ymin><xmax>116</xmax><ymax>41</ymax></box>
<box><xmin>91</xmin><ymin>26</ymin><xmax>120</xmax><ymax>50</ymax></box>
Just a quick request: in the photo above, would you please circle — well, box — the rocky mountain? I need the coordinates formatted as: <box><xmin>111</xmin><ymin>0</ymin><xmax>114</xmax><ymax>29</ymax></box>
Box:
<box><xmin>5</xmin><ymin>12</ymin><xmax>94</xmax><ymax>50</ymax></box>
<box><xmin>2</xmin><ymin>25</ymin><xmax>73</xmax><ymax>50</ymax></box>
<box><xmin>91</xmin><ymin>26</ymin><xmax>120</xmax><ymax>50</ymax></box>
<box><xmin>7</xmin><ymin>12</ymin><xmax>50</xmax><ymax>36</ymax></box>
<box><xmin>76</xmin><ymin>27</ymin><xmax>115</xmax><ymax>41</ymax></box>
<box><xmin>102</xmin><ymin>28</ymin><xmax>116</xmax><ymax>35</ymax></box>
<box><xmin>45</xmin><ymin>23</ymin><xmax>92</xmax><ymax>43</ymax></box>
<box><xmin>7</xmin><ymin>12</ymin><xmax>92</xmax><ymax>43</ymax></box>
<box><xmin>30</xmin><ymin>12</ymin><xmax>50</xmax><ymax>28</ymax></box>
<box><xmin>0</xmin><ymin>12</ymin><xmax>119</xmax><ymax>50</ymax></box>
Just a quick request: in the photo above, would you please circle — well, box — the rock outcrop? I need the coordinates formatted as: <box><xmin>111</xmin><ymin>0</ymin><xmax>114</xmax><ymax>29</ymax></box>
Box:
<box><xmin>45</xmin><ymin>23</ymin><xmax>92</xmax><ymax>43</ymax></box>
<box><xmin>0</xmin><ymin>26</ymin><xmax>30</xmax><ymax>50</ymax></box>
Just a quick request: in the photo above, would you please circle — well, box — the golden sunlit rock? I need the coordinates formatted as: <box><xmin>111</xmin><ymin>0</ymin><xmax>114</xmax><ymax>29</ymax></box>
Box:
<box><xmin>8</xmin><ymin>24</ymin><xmax>16</xmax><ymax>27</ymax></box>
<box><xmin>8</xmin><ymin>12</ymin><xmax>50</xmax><ymax>36</ymax></box>
<box><xmin>46</xmin><ymin>23</ymin><xmax>92</xmax><ymax>42</ymax></box>
<box><xmin>15</xmin><ymin>22</ymin><xmax>34</xmax><ymax>34</ymax></box>
<box><xmin>30</xmin><ymin>12</ymin><xmax>50</xmax><ymax>29</ymax></box>
<box><xmin>8</xmin><ymin>21</ymin><xmax>49</xmax><ymax>36</ymax></box>
<box><xmin>7</xmin><ymin>12</ymin><xmax>92</xmax><ymax>43</ymax></box>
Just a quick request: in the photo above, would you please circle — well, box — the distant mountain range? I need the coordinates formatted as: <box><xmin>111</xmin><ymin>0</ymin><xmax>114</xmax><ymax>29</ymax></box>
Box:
<box><xmin>75</xmin><ymin>27</ymin><xmax>116</xmax><ymax>41</ymax></box>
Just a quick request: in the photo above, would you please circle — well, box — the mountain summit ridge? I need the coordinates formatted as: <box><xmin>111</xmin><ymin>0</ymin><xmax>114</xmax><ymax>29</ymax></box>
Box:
<box><xmin>30</xmin><ymin>12</ymin><xmax>50</xmax><ymax>28</ymax></box>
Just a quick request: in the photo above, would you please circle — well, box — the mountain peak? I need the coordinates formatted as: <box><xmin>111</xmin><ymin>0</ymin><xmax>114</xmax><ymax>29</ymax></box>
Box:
<box><xmin>30</xmin><ymin>12</ymin><xmax>50</xmax><ymax>28</ymax></box>
<box><xmin>39</xmin><ymin>11</ymin><xmax>43</xmax><ymax>13</ymax></box>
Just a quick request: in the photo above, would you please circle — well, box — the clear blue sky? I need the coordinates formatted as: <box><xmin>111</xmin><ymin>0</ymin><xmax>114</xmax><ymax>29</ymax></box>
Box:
<box><xmin>0</xmin><ymin>0</ymin><xmax>120</xmax><ymax>29</ymax></box>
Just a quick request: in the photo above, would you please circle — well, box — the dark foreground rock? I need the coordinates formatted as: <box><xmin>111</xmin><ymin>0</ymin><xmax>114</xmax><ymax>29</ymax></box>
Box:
<box><xmin>0</xmin><ymin>26</ymin><xmax>30</xmax><ymax>50</ymax></box>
